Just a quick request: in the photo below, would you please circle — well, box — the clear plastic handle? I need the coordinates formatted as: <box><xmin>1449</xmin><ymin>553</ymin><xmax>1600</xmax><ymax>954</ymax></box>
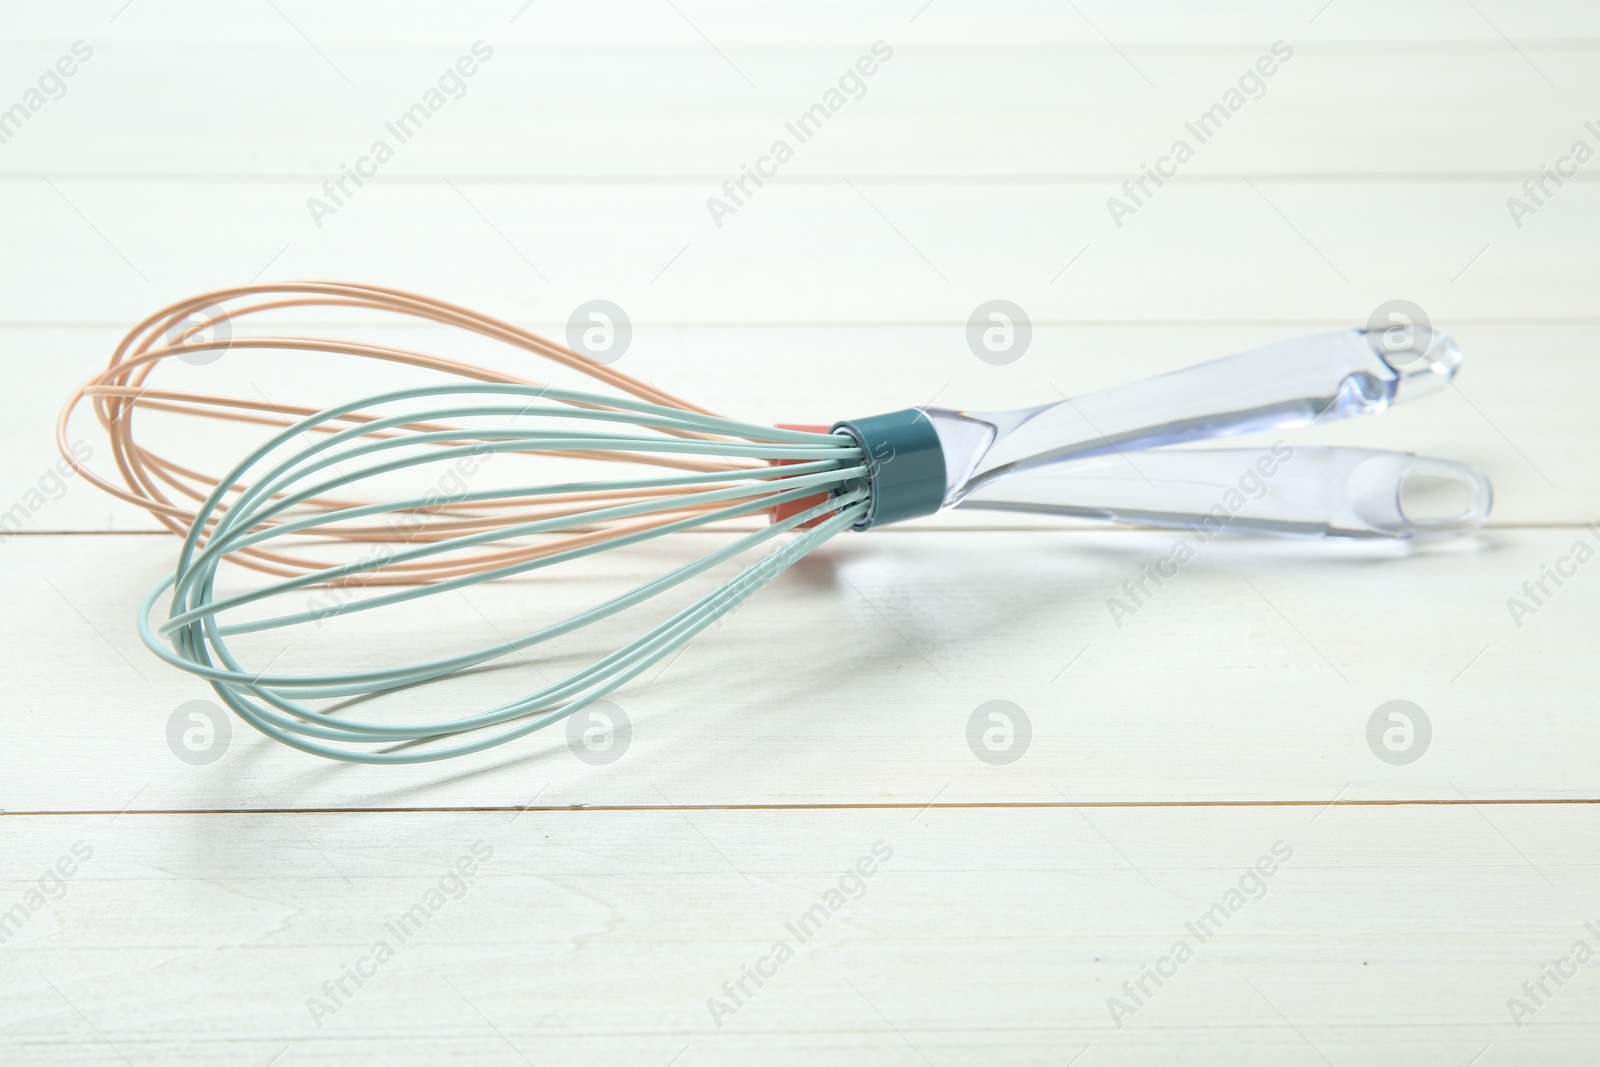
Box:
<box><xmin>955</xmin><ymin>446</ymin><xmax>1493</xmax><ymax>539</ymax></box>
<box><xmin>926</xmin><ymin>327</ymin><xmax>1463</xmax><ymax>505</ymax></box>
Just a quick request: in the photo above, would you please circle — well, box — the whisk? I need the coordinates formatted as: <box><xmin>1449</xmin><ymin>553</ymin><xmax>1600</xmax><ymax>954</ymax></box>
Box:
<box><xmin>61</xmin><ymin>283</ymin><xmax>1492</xmax><ymax>763</ymax></box>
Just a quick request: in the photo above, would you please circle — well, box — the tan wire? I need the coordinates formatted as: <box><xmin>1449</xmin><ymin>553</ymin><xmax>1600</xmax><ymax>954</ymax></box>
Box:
<box><xmin>58</xmin><ymin>282</ymin><xmax>786</xmax><ymax>582</ymax></box>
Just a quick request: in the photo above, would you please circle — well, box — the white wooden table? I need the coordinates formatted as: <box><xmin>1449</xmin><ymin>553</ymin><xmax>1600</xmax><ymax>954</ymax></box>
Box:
<box><xmin>4</xmin><ymin>2</ymin><xmax>1598</xmax><ymax>1063</ymax></box>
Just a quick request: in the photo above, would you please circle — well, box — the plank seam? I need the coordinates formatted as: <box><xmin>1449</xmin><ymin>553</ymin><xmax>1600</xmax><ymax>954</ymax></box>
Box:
<box><xmin>8</xmin><ymin>799</ymin><xmax>1600</xmax><ymax>817</ymax></box>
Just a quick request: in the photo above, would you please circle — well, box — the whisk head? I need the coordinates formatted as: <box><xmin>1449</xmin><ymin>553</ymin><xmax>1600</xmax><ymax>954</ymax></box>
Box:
<box><xmin>62</xmin><ymin>283</ymin><xmax>872</xmax><ymax>762</ymax></box>
<box><xmin>139</xmin><ymin>381</ymin><xmax>868</xmax><ymax>762</ymax></box>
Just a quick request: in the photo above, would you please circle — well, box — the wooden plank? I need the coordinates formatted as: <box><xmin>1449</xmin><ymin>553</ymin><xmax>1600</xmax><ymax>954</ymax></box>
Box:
<box><xmin>1</xmin><ymin>526</ymin><xmax>1592</xmax><ymax>813</ymax></box>
<box><xmin>1</xmin><ymin>42</ymin><xmax>1597</xmax><ymax>178</ymax></box>
<box><xmin>1</xmin><ymin>805</ymin><xmax>1596</xmax><ymax>1063</ymax></box>
<box><xmin>10</xmin><ymin>0</ymin><xmax>1600</xmax><ymax>47</ymax></box>
<box><xmin>0</xmin><ymin>179</ymin><xmax>1592</xmax><ymax>327</ymax></box>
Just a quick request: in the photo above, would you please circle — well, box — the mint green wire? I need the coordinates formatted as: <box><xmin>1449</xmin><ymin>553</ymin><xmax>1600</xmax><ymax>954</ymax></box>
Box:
<box><xmin>141</xmin><ymin>382</ymin><xmax>866</xmax><ymax>763</ymax></box>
